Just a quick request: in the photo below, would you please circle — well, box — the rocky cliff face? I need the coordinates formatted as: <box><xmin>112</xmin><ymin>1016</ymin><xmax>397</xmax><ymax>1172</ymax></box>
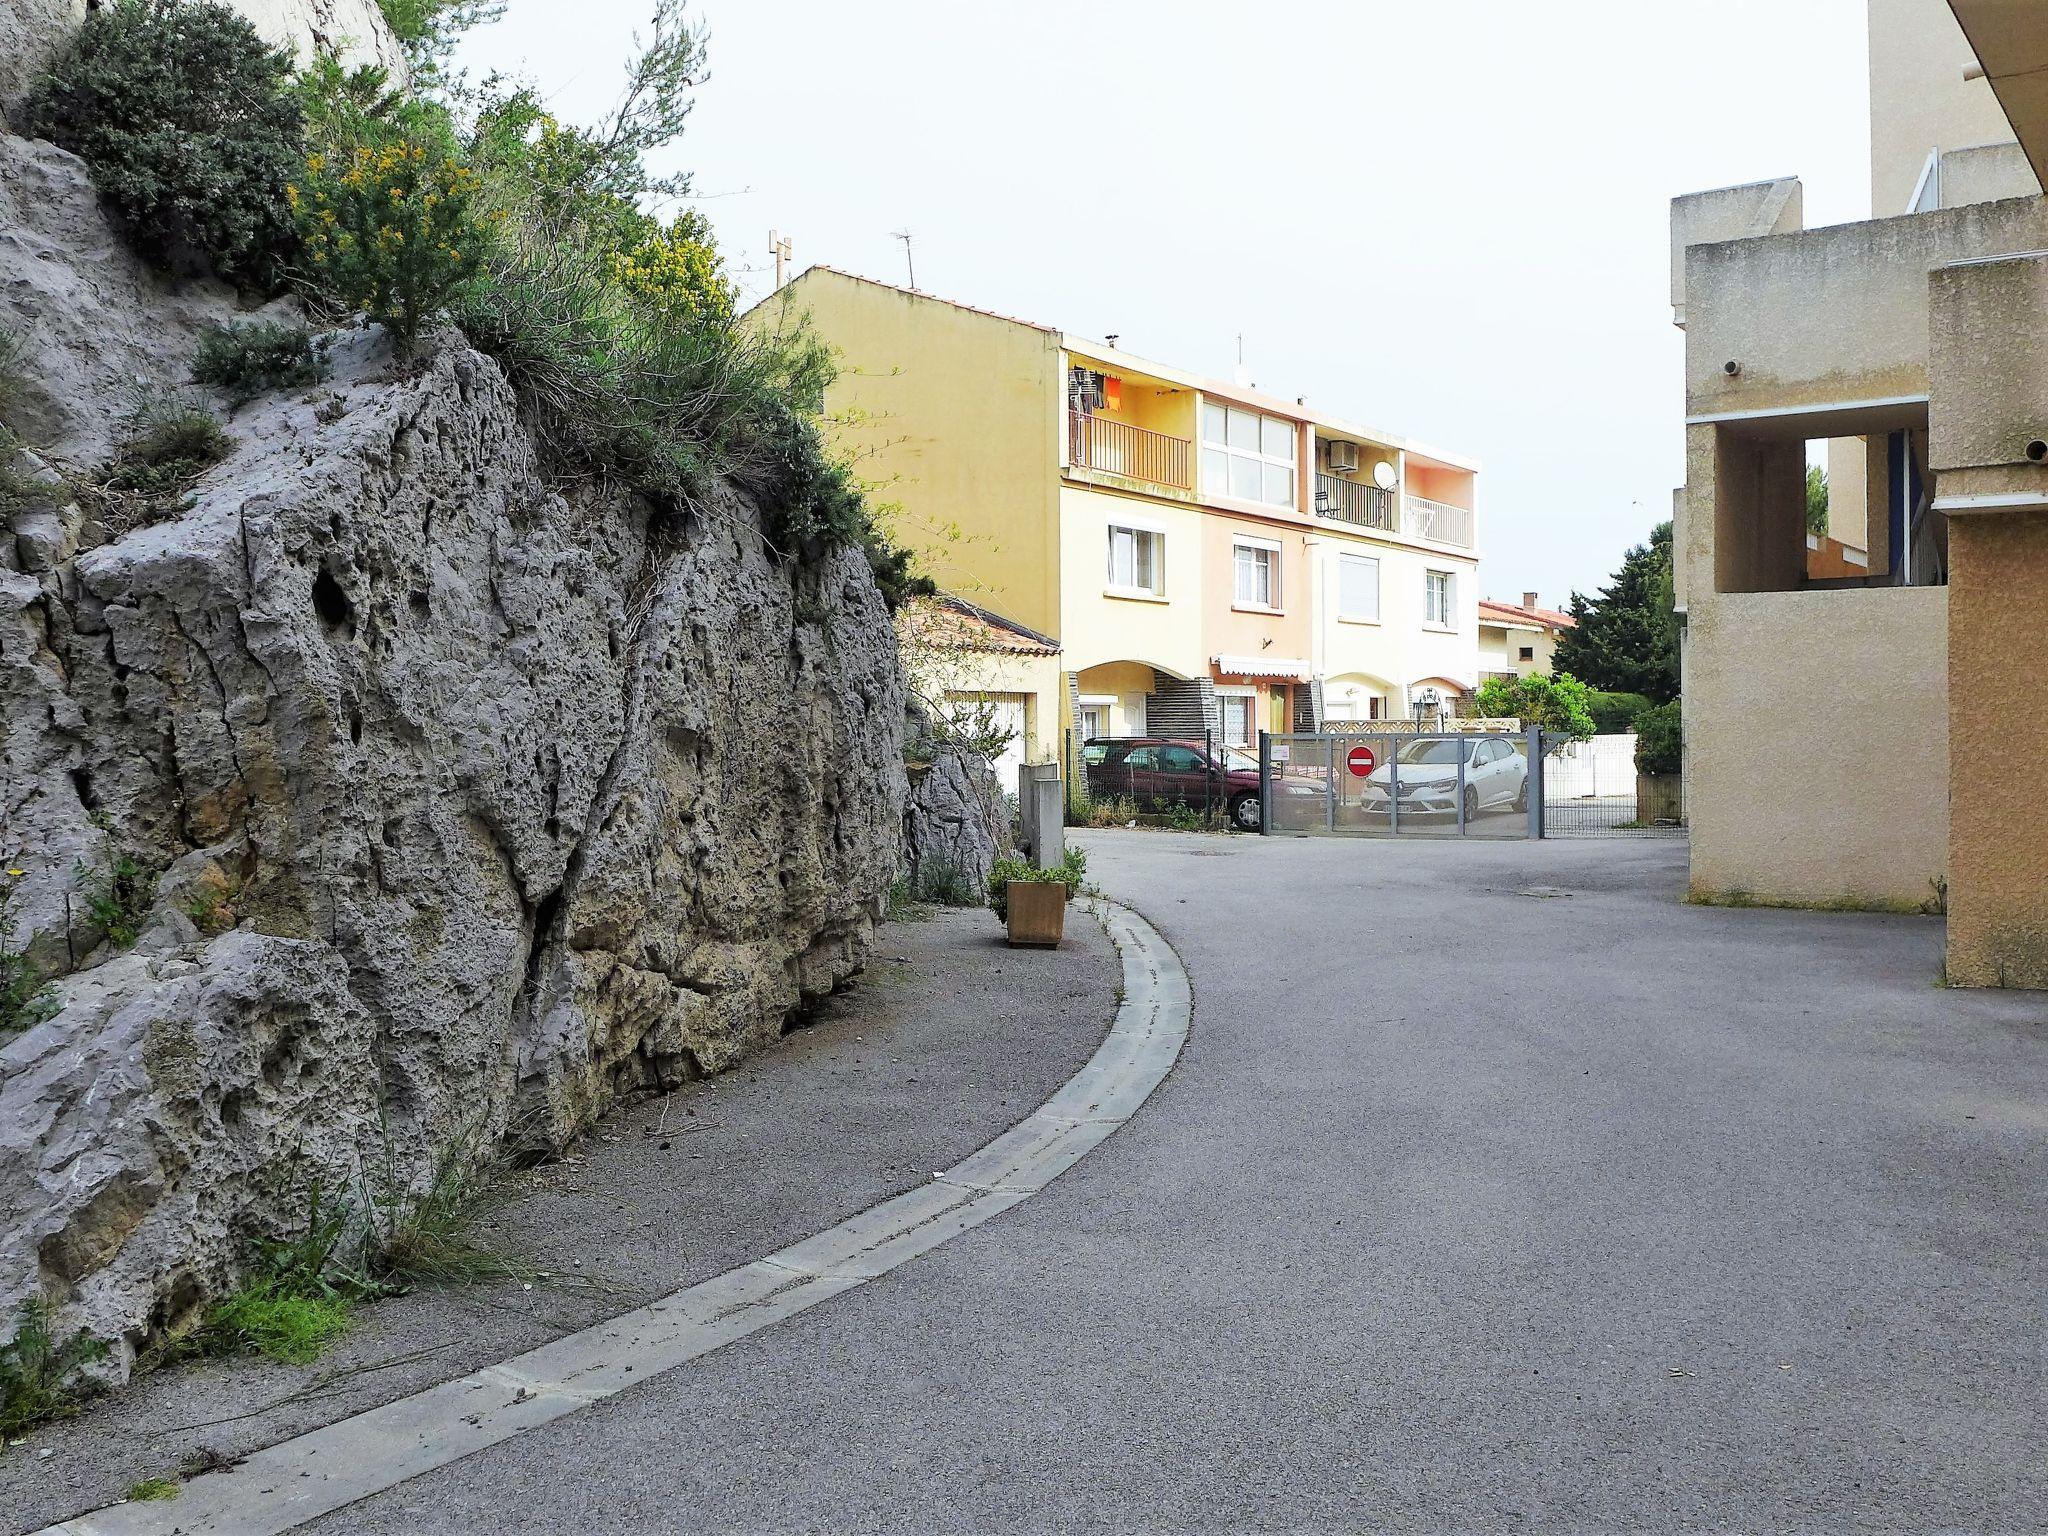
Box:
<box><xmin>903</xmin><ymin>732</ymin><xmax>1010</xmax><ymax>902</ymax></box>
<box><xmin>1</xmin><ymin>0</ymin><xmax>403</xmax><ymax>117</ymax></box>
<box><xmin>0</xmin><ymin>133</ymin><xmax>906</xmax><ymax>1373</ymax></box>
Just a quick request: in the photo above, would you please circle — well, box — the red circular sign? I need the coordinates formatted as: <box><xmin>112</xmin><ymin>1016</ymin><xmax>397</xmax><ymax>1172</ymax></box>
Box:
<box><xmin>1346</xmin><ymin>744</ymin><xmax>1377</xmax><ymax>777</ymax></box>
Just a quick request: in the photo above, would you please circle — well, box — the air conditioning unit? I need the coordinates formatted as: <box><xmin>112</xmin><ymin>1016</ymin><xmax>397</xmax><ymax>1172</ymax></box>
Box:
<box><xmin>1326</xmin><ymin>440</ymin><xmax>1361</xmax><ymax>474</ymax></box>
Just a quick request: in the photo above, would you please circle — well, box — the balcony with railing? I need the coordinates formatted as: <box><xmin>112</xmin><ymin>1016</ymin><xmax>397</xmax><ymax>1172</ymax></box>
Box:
<box><xmin>1313</xmin><ymin>473</ymin><xmax>1396</xmax><ymax>532</ymax></box>
<box><xmin>1068</xmin><ymin>410</ymin><xmax>1193</xmax><ymax>491</ymax></box>
<box><xmin>1405</xmin><ymin>494</ymin><xmax>1475</xmax><ymax>548</ymax></box>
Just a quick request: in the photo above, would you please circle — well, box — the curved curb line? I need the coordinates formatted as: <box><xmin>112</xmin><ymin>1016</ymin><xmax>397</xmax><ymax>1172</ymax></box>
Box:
<box><xmin>41</xmin><ymin>898</ymin><xmax>1190</xmax><ymax>1536</ymax></box>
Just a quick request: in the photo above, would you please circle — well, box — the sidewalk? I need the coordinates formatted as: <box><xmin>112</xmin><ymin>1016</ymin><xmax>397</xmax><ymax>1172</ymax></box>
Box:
<box><xmin>2</xmin><ymin>907</ymin><xmax>1119</xmax><ymax>1535</ymax></box>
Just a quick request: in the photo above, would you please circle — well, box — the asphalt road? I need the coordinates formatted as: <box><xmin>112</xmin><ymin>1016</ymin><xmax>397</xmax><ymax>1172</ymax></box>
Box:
<box><xmin>307</xmin><ymin>832</ymin><xmax>2047</xmax><ymax>1534</ymax></box>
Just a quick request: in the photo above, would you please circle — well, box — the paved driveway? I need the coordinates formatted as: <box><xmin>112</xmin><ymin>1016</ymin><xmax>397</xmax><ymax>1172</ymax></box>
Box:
<box><xmin>312</xmin><ymin>833</ymin><xmax>2046</xmax><ymax>1534</ymax></box>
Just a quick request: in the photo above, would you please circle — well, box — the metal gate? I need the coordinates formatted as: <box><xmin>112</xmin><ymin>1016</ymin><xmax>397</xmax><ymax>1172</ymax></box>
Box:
<box><xmin>1539</xmin><ymin>732</ymin><xmax>1687</xmax><ymax>838</ymax></box>
<box><xmin>1260</xmin><ymin>728</ymin><xmax>1687</xmax><ymax>840</ymax></box>
<box><xmin>1259</xmin><ymin>729</ymin><xmax>1540</xmax><ymax>839</ymax></box>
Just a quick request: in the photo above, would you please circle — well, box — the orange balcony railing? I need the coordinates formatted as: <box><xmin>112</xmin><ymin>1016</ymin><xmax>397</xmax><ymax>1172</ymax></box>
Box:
<box><xmin>1068</xmin><ymin>411</ymin><xmax>1193</xmax><ymax>491</ymax></box>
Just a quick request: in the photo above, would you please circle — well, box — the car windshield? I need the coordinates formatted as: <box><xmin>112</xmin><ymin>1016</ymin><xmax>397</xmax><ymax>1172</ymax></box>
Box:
<box><xmin>1397</xmin><ymin>739</ymin><xmax>1474</xmax><ymax>765</ymax></box>
<box><xmin>1222</xmin><ymin>748</ymin><xmax>1258</xmax><ymax>772</ymax></box>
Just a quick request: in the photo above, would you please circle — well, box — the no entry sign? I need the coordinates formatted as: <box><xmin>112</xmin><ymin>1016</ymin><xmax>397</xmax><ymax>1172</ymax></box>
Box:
<box><xmin>1346</xmin><ymin>743</ymin><xmax>1377</xmax><ymax>777</ymax></box>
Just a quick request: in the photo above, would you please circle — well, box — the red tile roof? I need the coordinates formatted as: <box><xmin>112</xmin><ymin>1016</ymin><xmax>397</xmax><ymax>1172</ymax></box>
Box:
<box><xmin>1478</xmin><ymin>598</ymin><xmax>1575</xmax><ymax>631</ymax></box>
<box><xmin>898</xmin><ymin>594</ymin><xmax>1061</xmax><ymax>657</ymax></box>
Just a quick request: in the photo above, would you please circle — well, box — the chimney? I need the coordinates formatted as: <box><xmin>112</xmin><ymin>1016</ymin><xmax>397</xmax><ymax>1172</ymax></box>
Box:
<box><xmin>1522</xmin><ymin>591</ymin><xmax>1539</xmax><ymax>610</ymax></box>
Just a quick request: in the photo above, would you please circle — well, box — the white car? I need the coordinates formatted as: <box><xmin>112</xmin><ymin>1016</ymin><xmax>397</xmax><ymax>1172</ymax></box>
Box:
<box><xmin>1360</xmin><ymin>737</ymin><xmax>1527</xmax><ymax>820</ymax></box>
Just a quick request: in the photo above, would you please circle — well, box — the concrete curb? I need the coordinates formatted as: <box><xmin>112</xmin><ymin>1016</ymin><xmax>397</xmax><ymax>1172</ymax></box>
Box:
<box><xmin>38</xmin><ymin>898</ymin><xmax>1189</xmax><ymax>1536</ymax></box>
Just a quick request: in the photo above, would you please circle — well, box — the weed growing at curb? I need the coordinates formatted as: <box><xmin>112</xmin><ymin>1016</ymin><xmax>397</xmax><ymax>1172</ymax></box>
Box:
<box><xmin>197</xmin><ymin>1182</ymin><xmax>377</xmax><ymax>1364</ymax></box>
<box><xmin>883</xmin><ymin>877</ymin><xmax>932</xmax><ymax>923</ymax></box>
<box><xmin>0</xmin><ymin>1299</ymin><xmax>109</xmax><ymax>1439</ymax></box>
<box><xmin>365</xmin><ymin>1124</ymin><xmax>529</xmax><ymax>1289</ymax></box>
<box><xmin>1685</xmin><ymin>887</ymin><xmax>1944</xmax><ymax>917</ymax></box>
<box><xmin>124</xmin><ymin>1477</ymin><xmax>180</xmax><ymax>1502</ymax></box>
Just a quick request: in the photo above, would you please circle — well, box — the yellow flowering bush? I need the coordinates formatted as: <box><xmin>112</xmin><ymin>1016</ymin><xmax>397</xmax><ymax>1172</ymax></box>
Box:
<box><xmin>603</xmin><ymin>210</ymin><xmax>734</xmax><ymax>324</ymax></box>
<box><xmin>293</xmin><ymin>140</ymin><xmax>488</xmax><ymax>353</ymax></box>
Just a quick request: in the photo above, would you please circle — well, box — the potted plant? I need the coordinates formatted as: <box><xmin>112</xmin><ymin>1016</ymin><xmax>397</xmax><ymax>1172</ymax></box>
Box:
<box><xmin>988</xmin><ymin>847</ymin><xmax>1086</xmax><ymax>949</ymax></box>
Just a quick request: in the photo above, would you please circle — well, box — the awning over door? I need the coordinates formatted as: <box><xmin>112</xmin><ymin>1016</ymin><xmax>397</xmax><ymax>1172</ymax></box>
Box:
<box><xmin>1213</xmin><ymin>654</ymin><xmax>1311</xmax><ymax>680</ymax></box>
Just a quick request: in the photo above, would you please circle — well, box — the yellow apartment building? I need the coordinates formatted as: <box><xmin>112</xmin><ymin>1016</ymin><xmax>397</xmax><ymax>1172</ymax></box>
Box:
<box><xmin>1670</xmin><ymin>0</ymin><xmax>2048</xmax><ymax>986</ymax></box>
<box><xmin>752</xmin><ymin>268</ymin><xmax>1482</xmax><ymax>778</ymax></box>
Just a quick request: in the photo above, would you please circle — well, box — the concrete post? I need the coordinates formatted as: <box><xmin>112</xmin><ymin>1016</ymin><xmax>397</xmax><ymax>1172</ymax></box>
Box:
<box><xmin>1018</xmin><ymin>762</ymin><xmax>1064</xmax><ymax>870</ymax></box>
<box><xmin>1030</xmin><ymin>774</ymin><xmax>1064</xmax><ymax>871</ymax></box>
<box><xmin>1526</xmin><ymin>724</ymin><xmax>1544</xmax><ymax>839</ymax></box>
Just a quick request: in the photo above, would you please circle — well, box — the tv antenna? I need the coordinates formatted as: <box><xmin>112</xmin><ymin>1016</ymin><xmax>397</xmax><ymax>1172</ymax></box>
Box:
<box><xmin>891</xmin><ymin>229</ymin><xmax>917</xmax><ymax>290</ymax></box>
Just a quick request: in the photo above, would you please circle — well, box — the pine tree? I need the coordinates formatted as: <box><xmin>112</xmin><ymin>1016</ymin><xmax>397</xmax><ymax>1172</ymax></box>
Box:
<box><xmin>1550</xmin><ymin>521</ymin><xmax>1679</xmax><ymax>702</ymax></box>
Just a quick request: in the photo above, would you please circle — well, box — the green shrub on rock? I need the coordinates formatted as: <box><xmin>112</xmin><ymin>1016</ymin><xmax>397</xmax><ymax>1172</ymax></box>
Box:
<box><xmin>192</xmin><ymin>322</ymin><xmax>331</xmax><ymax>408</ymax></box>
<box><xmin>105</xmin><ymin>404</ymin><xmax>231</xmax><ymax>498</ymax></box>
<box><xmin>22</xmin><ymin>0</ymin><xmax>304</xmax><ymax>292</ymax></box>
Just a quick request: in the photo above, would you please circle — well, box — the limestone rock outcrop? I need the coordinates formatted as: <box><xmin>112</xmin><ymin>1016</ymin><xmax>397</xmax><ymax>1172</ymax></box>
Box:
<box><xmin>903</xmin><ymin>737</ymin><xmax>1010</xmax><ymax>902</ymax></box>
<box><xmin>0</xmin><ymin>133</ymin><xmax>906</xmax><ymax>1374</ymax></box>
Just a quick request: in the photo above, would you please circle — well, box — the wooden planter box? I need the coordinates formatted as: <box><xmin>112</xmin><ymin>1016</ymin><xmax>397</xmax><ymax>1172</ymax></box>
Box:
<box><xmin>1005</xmin><ymin>881</ymin><xmax>1067</xmax><ymax>949</ymax></box>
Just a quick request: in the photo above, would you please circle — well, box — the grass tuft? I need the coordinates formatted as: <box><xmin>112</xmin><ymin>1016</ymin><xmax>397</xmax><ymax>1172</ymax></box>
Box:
<box><xmin>365</xmin><ymin>1122</ymin><xmax>529</xmax><ymax>1289</ymax></box>
<box><xmin>201</xmin><ymin>1290</ymin><xmax>353</xmax><ymax>1366</ymax></box>
<box><xmin>124</xmin><ymin>1477</ymin><xmax>180</xmax><ymax>1502</ymax></box>
<box><xmin>0</xmin><ymin>1299</ymin><xmax>109</xmax><ymax>1439</ymax></box>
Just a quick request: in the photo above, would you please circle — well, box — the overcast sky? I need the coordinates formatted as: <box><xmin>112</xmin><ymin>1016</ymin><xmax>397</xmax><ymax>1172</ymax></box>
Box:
<box><xmin>457</xmin><ymin>1</ymin><xmax>1872</xmax><ymax>609</ymax></box>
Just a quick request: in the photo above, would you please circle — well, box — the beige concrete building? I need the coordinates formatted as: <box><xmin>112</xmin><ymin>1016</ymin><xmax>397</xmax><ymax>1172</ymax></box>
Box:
<box><xmin>1476</xmin><ymin>595</ymin><xmax>1573</xmax><ymax>686</ymax></box>
<box><xmin>1671</xmin><ymin>0</ymin><xmax>2048</xmax><ymax>986</ymax></box>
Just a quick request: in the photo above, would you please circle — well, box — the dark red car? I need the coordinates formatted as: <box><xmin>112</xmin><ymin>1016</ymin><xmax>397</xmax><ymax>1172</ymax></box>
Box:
<box><xmin>1082</xmin><ymin>736</ymin><xmax>1287</xmax><ymax>831</ymax></box>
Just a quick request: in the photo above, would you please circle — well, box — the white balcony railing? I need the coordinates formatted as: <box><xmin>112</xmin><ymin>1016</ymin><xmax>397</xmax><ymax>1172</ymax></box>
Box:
<box><xmin>1406</xmin><ymin>495</ymin><xmax>1474</xmax><ymax>547</ymax></box>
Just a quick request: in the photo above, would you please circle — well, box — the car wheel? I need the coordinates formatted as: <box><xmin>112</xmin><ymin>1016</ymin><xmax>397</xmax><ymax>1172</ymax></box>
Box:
<box><xmin>1463</xmin><ymin>786</ymin><xmax>1479</xmax><ymax>823</ymax></box>
<box><xmin>1513</xmin><ymin>777</ymin><xmax>1528</xmax><ymax>813</ymax></box>
<box><xmin>1230</xmin><ymin>792</ymin><xmax>1262</xmax><ymax>832</ymax></box>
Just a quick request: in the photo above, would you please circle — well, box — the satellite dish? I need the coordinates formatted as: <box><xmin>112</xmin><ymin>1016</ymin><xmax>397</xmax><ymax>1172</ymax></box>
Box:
<box><xmin>1372</xmin><ymin>461</ymin><xmax>1397</xmax><ymax>492</ymax></box>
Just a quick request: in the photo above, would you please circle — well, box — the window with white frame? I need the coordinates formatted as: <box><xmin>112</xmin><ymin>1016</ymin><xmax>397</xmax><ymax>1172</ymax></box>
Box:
<box><xmin>1107</xmin><ymin>524</ymin><xmax>1163</xmax><ymax>595</ymax></box>
<box><xmin>1201</xmin><ymin>402</ymin><xmax>1297</xmax><ymax>508</ymax></box>
<box><xmin>1337</xmin><ymin>553</ymin><xmax>1380</xmax><ymax>622</ymax></box>
<box><xmin>1217</xmin><ymin>692</ymin><xmax>1255</xmax><ymax>748</ymax></box>
<box><xmin>1233</xmin><ymin>538</ymin><xmax>1279</xmax><ymax>608</ymax></box>
<box><xmin>1424</xmin><ymin>569</ymin><xmax>1455</xmax><ymax>627</ymax></box>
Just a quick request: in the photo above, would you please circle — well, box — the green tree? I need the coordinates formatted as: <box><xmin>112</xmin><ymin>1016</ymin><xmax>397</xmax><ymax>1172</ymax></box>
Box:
<box><xmin>1805</xmin><ymin>463</ymin><xmax>1830</xmax><ymax>536</ymax></box>
<box><xmin>1550</xmin><ymin>521</ymin><xmax>1679</xmax><ymax>702</ymax></box>
<box><xmin>1470</xmin><ymin>671</ymin><xmax>1596</xmax><ymax>740</ymax></box>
